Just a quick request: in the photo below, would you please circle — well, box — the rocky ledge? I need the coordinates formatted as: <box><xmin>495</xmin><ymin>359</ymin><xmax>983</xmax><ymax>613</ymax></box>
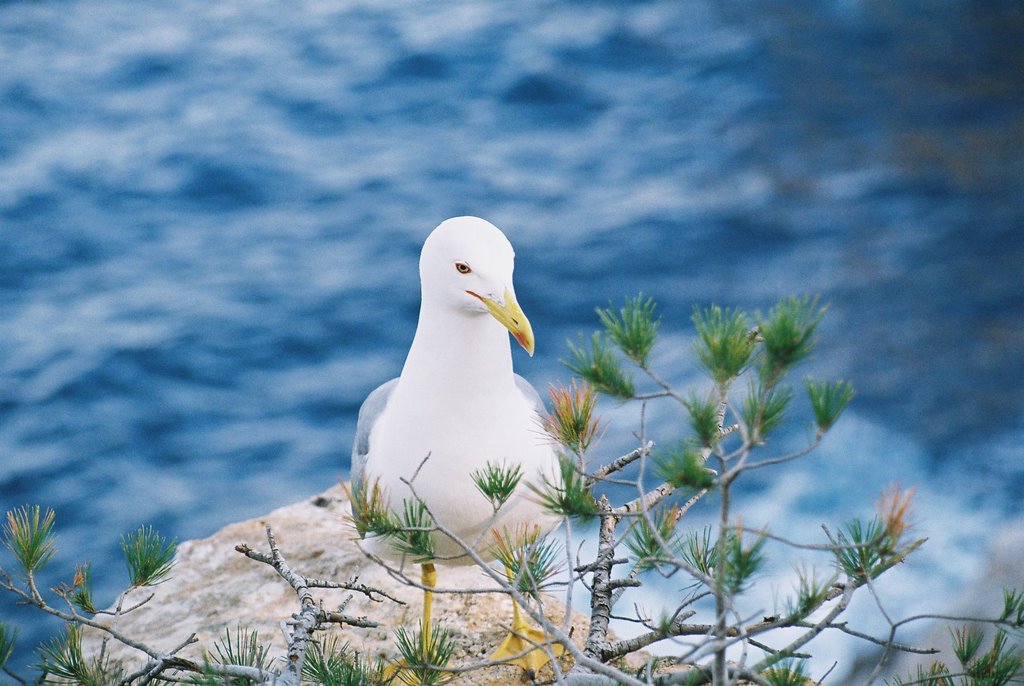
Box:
<box><xmin>84</xmin><ymin>485</ymin><xmax>589</xmax><ymax>685</ymax></box>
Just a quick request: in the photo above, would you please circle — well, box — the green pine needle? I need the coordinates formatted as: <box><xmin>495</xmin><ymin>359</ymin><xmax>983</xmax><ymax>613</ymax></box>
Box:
<box><xmin>685</xmin><ymin>391</ymin><xmax>720</xmax><ymax>449</ymax></box>
<box><xmin>36</xmin><ymin>623</ymin><xmax>86</xmax><ymax>683</ymax></box>
<box><xmin>471</xmin><ymin>461</ymin><xmax>524</xmax><ymax>511</ymax></box>
<box><xmin>742</xmin><ymin>383</ymin><xmax>793</xmax><ymax>444</ymax></box>
<box><xmin>490</xmin><ymin>526</ymin><xmax>562</xmax><ymax>599</ymax></box>
<box><xmin>529</xmin><ymin>455</ymin><xmax>598</xmax><ymax>522</ymax></box>
<box><xmin>1000</xmin><ymin>587</ymin><xmax>1024</xmax><ymax>626</ymax></box>
<box><xmin>625</xmin><ymin>508</ymin><xmax>680</xmax><ymax>573</ymax></box>
<box><xmin>956</xmin><ymin>629</ymin><xmax>1024</xmax><ymax>686</ymax></box>
<box><xmin>0</xmin><ymin>622</ymin><xmax>16</xmax><ymax>672</ymax></box>
<box><xmin>721</xmin><ymin>530</ymin><xmax>766</xmax><ymax>596</ymax></box>
<box><xmin>70</xmin><ymin>562</ymin><xmax>97</xmax><ymax>615</ymax></box>
<box><xmin>677</xmin><ymin>526</ymin><xmax>718</xmax><ymax>581</ymax></box>
<box><xmin>757</xmin><ymin>295</ymin><xmax>825</xmax><ymax>383</ymax></box>
<box><xmin>564</xmin><ymin>332</ymin><xmax>636</xmax><ymax>399</ymax></box>
<box><xmin>189</xmin><ymin>671</ymin><xmax>225</xmax><ymax>686</ymax></box>
<box><xmin>833</xmin><ymin>517</ymin><xmax>885</xmax><ymax>582</ymax></box>
<box><xmin>393</xmin><ymin>624</ymin><xmax>454</xmax><ymax>686</ymax></box>
<box><xmin>349</xmin><ymin>478</ymin><xmax>399</xmax><ymax>540</ymax></box>
<box><xmin>761</xmin><ymin>659</ymin><xmax>809</xmax><ymax>686</ymax></box>
<box><xmin>213</xmin><ymin>626</ymin><xmax>272</xmax><ymax>671</ymax></box>
<box><xmin>832</xmin><ymin>514</ymin><xmax>922</xmax><ymax>583</ymax></box>
<box><xmin>303</xmin><ymin>635</ymin><xmax>387</xmax><ymax>686</ymax></box>
<box><xmin>121</xmin><ymin>525</ymin><xmax>176</xmax><ymax>587</ymax></box>
<box><xmin>596</xmin><ymin>294</ymin><xmax>660</xmax><ymax>367</ymax></box>
<box><xmin>806</xmin><ymin>378</ymin><xmax>855</xmax><ymax>434</ymax></box>
<box><xmin>35</xmin><ymin>623</ymin><xmax>123</xmax><ymax>686</ymax></box>
<box><xmin>692</xmin><ymin>304</ymin><xmax>757</xmax><ymax>386</ymax></box>
<box><xmin>951</xmin><ymin>625</ymin><xmax>986</xmax><ymax>666</ymax></box>
<box><xmin>784</xmin><ymin>566</ymin><xmax>837</xmax><ymax>620</ymax></box>
<box><xmin>655</xmin><ymin>443</ymin><xmax>715</xmax><ymax>491</ymax></box>
<box><xmin>385</xmin><ymin>498</ymin><xmax>436</xmax><ymax>563</ymax></box>
<box><xmin>684</xmin><ymin>668</ymin><xmax>714</xmax><ymax>686</ymax></box>
<box><xmin>3</xmin><ymin>505</ymin><xmax>57</xmax><ymax>575</ymax></box>
<box><xmin>888</xmin><ymin>662</ymin><xmax>953</xmax><ymax>686</ymax></box>
<box><xmin>671</xmin><ymin>526</ymin><xmax>768</xmax><ymax>595</ymax></box>
<box><xmin>352</xmin><ymin>483</ymin><xmax>437</xmax><ymax>561</ymax></box>
<box><xmin>191</xmin><ymin>627</ymin><xmax>273</xmax><ymax>686</ymax></box>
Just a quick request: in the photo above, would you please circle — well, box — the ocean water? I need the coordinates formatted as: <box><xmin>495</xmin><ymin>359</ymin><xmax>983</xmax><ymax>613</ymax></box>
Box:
<box><xmin>1</xmin><ymin>0</ymin><xmax>1022</xmax><ymax>680</ymax></box>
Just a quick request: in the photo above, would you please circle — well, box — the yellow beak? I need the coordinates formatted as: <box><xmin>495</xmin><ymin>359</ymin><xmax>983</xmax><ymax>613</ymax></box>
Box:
<box><xmin>470</xmin><ymin>288</ymin><xmax>535</xmax><ymax>356</ymax></box>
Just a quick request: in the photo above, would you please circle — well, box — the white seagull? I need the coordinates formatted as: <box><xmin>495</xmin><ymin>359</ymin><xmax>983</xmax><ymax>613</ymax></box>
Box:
<box><xmin>350</xmin><ymin>216</ymin><xmax>564</xmax><ymax>674</ymax></box>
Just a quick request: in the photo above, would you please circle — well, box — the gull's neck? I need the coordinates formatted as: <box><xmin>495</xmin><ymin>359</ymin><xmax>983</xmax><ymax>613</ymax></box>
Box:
<box><xmin>399</xmin><ymin>300</ymin><xmax>515</xmax><ymax>401</ymax></box>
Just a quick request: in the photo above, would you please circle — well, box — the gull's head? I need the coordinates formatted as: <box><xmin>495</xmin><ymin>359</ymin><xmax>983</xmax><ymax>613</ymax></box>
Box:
<box><xmin>419</xmin><ymin>216</ymin><xmax>535</xmax><ymax>356</ymax></box>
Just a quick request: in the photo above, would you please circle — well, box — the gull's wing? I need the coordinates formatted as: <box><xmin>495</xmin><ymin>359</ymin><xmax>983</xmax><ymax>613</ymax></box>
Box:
<box><xmin>350</xmin><ymin>378</ymin><xmax>399</xmax><ymax>493</ymax></box>
<box><xmin>514</xmin><ymin>373</ymin><xmax>546</xmax><ymax>416</ymax></box>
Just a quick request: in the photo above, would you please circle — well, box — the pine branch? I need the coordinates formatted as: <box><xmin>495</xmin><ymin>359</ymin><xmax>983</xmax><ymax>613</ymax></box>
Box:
<box><xmin>586</xmin><ymin>441</ymin><xmax>654</xmax><ymax>488</ymax></box>
<box><xmin>803</xmin><ymin>621</ymin><xmax>938</xmax><ymax>655</ymax></box>
<box><xmin>1</xmin><ymin>566</ymin><xmax>241</xmax><ymax>682</ymax></box>
<box><xmin>580</xmin><ymin>497</ymin><xmax>626</xmax><ymax>665</ymax></box>
<box><xmin>234</xmin><ymin>524</ymin><xmax>396</xmax><ymax>686</ymax></box>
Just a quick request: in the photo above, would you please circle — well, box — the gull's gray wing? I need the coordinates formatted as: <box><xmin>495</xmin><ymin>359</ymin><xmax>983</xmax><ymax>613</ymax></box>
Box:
<box><xmin>350</xmin><ymin>378</ymin><xmax>399</xmax><ymax>492</ymax></box>
<box><xmin>514</xmin><ymin>373</ymin><xmax>546</xmax><ymax>416</ymax></box>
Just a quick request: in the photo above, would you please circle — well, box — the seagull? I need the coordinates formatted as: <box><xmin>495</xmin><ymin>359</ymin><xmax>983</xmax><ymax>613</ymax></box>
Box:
<box><xmin>350</xmin><ymin>216</ymin><xmax>564</xmax><ymax>675</ymax></box>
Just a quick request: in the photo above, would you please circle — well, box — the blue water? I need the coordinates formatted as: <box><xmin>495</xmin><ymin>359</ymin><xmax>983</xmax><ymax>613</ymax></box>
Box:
<box><xmin>2</xmin><ymin>0</ymin><xmax>1022</xmax><ymax>679</ymax></box>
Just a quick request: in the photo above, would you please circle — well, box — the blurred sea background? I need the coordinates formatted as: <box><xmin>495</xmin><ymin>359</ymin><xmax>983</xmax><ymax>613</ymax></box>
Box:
<box><xmin>1</xmin><ymin>0</ymin><xmax>1022</xmax><ymax>681</ymax></box>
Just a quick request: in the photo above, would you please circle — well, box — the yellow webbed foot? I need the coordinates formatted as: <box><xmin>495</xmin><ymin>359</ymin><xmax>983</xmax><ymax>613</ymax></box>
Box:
<box><xmin>383</xmin><ymin>660</ymin><xmax>425</xmax><ymax>686</ymax></box>
<box><xmin>489</xmin><ymin>624</ymin><xmax>566</xmax><ymax>675</ymax></box>
<box><xmin>384</xmin><ymin>658</ymin><xmax>454</xmax><ymax>686</ymax></box>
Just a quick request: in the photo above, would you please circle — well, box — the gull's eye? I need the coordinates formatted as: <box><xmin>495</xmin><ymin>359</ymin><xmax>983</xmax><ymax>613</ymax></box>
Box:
<box><xmin>454</xmin><ymin>261</ymin><xmax>472</xmax><ymax>275</ymax></box>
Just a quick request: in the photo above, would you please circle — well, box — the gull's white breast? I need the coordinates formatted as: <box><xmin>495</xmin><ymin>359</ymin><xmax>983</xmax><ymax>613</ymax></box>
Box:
<box><xmin>363</xmin><ymin>380</ymin><xmax>558</xmax><ymax>564</ymax></box>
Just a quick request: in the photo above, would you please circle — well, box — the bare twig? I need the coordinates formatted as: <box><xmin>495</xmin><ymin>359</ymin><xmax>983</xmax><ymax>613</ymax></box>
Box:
<box><xmin>126</xmin><ymin>633</ymin><xmax>198</xmax><ymax>686</ymax></box>
<box><xmin>809</xmin><ymin>621</ymin><xmax>937</xmax><ymax>655</ymax></box>
<box><xmin>640</xmin><ymin>365</ymin><xmax>688</xmax><ymax>406</ymax></box>
<box><xmin>96</xmin><ymin>592</ymin><xmax>155</xmax><ymax>616</ymax></box>
<box><xmin>587</xmin><ymin>441</ymin><xmax>655</xmax><ymax>488</ymax></box>
<box><xmin>2</xmin><ymin>666</ymin><xmax>28</xmax><ymax>686</ymax></box>
<box><xmin>738</xmin><ymin>436</ymin><xmax>823</xmax><ymax>473</ymax></box>
<box><xmin>235</xmin><ymin>523</ymin><xmax>395</xmax><ymax>686</ymax></box>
